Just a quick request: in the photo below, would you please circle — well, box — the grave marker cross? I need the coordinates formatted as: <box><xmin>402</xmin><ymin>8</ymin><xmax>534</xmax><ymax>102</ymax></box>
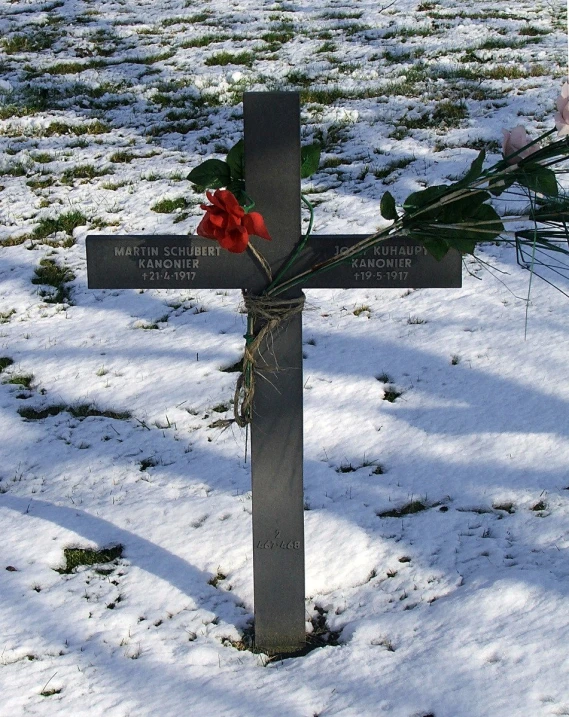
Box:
<box><xmin>87</xmin><ymin>92</ymin><xmax>461</xmax><ymax>655</ymax></box>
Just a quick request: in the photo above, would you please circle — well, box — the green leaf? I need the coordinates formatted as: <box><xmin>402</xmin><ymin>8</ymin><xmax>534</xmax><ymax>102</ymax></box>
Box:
<box><xmin>435</xmin><ymin>203</ymin><xmax>503</xmax><ymax>246</ymax></box>
<box><xmin>515</xmin><ymin>164</ymin><xmax>558</xmax><ymax>197</ymax></box>
<box><xmin>301</xmin><ymin>143</ymin><xmax>321</xmax><ymax>179</ymax></box>
<box><xmin>403</xmin><ymin>185</ymin><xmax>448</xmax><ymax>212</ymax></box>
<box><xmin>467</xmin><ymin>203</ymin><xmax>503</xmax><ymax>242</ymax></box>
<box><xmin>529</xmin><ymin>195</ymin><xmax>569</xmax><ymax>223</ymax></box>
<box><xmin>227</xmin><ymin>178</ymin><xmax>248</xmax><ymax>207</ymax></box>
<box><xmin>408</xmin><ymin>202</ymin><xmax>503</xmax><ymax>258</ymax></box>
<box><xmin>226</xmin><ymin>140</ymin><xmax>245</xmax><ymax>182</ymax></box>
<box><xmin>420</xmin><ymin>237</ymin><xmax>450</xmax><ymax>261</ymax></box>
<box><xmin>380</xmin><ymin>191</ymin><xmax>398</xmax><ymax>221</ymax></box>
<box><xmin>453</xmin><ymin>150</ymin><xmax>486</xmax><ymax>189</ymax></box>
<box><xmin>446</xmin><ymin>236</ymin><xmax>477</xmax><ymax>254</ymax></box>
<box><xmin>404</xmin><ymin>188</ymin><xmax>489</xmax><ymax>226</ymax></box>
<box><xmin>488</xmin><ymin>173</ymin><xmax>516</xmax><ymax>196</ymax></box>
<box><xmin>187</xmin><ymin>159</ymin><xmax>231</xmax><ymax>190</ymax></box>
<box><xmin>440</xmin><ymin>190</ymin><xmax>489</xmax><ymax>223</ymax></box>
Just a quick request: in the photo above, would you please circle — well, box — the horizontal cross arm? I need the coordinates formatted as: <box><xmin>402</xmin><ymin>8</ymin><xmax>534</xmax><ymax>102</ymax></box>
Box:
<box><xmin>86</xmin><ymin>233</ymin><xmax>461</xmax><ymax>291</ymax></box>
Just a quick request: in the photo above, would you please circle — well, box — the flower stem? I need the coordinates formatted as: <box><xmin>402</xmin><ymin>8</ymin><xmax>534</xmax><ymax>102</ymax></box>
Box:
<box><xmin>263</xmin><ymin>194</ymin><xmax>314</xmax><ymax>294</ymax></box>
<box><xmin>268</xmin><ymin>223</ymin><xmax>403</xmax><ymax>296</ymax></box>
<box><xmin>247</xmin><ymin>242</ymin><xmax>272</xmax><ymax>282</ymax></box>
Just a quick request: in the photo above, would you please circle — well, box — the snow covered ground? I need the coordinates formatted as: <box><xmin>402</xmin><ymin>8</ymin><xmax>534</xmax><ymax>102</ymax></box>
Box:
<box><xmin>1</xmin><ymin>1</ymin><xmax>569</xmax><ymax>715</ymax></box>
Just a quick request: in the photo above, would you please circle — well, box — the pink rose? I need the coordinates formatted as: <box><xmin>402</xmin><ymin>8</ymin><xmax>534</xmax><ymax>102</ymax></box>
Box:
<box><xmin>502</xmin><ymin>126</ymin><xmax>539</xmax><ymax>165</ymax></box>
<box><xmin>555</xmin><ymin>81</ymin><xmax>569</xmax><ymax>137</ymax></box>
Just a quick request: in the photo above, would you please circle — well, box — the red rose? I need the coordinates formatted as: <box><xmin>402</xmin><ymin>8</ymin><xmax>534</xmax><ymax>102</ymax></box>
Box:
<box><xmin>196</xmin><ymin>189</ymin><xmax>271</xmax><ymax>253</ymax></box>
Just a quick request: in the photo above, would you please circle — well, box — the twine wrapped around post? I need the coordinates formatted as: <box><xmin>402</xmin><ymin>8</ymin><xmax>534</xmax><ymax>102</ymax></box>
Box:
<box><xmin>234</xmin><ymin>292</ymin><xmax>305</xmax><ymax>427</ymax></box>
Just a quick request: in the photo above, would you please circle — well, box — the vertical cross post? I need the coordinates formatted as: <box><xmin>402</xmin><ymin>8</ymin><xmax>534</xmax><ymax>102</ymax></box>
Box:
<box><xmin>244</xmin><ymin>94</ymin><xmax>306</xmax><ymax>654</ymax></box>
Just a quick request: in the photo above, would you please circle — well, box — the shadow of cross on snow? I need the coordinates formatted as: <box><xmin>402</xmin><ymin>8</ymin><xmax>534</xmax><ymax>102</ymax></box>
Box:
<box><xmin>86</xmin><ymin>91</ymin><xmax>461</xmax><ymax>655</ymax></box>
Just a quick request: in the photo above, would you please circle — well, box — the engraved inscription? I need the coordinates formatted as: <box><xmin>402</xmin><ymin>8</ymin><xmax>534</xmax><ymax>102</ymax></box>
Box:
<box><xmin>334</xmin><ymin>243</ymin><xmax>428</xmax><ymax>284</ymax></box>
<box><xmin>256</xmin><ymin>529</ymin><xmax>302</xmax><ymax>550</ymax></box>
<box><xmin>256</xmin><ymin>540</ymin><xmax>302</xmax><ymax>550</ymax></box>
<box><xmin>113</xmin><ymin>245</ymin><xmax>221</xmax><ymax>258</ymax></box>
<box><xmin>111</xmin><ymin>242</ymin><xmax>221</xmax><ymax>284</ymax></box>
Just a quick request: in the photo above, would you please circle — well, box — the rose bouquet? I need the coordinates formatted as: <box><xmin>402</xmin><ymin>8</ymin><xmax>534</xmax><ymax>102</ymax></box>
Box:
<box><xmin>189</xmin><ymin>92</ymin><xmax>569</xmax><ymax>299</ymax></box>
<box><xmin>187</xmin><ymin>86</ymin><xmax>569</xmax><ymax>424</ymax></box>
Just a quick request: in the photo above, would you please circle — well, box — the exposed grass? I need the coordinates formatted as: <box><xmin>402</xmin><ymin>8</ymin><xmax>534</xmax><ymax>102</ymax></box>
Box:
<box><xmin>109</xmin><ymin>150</ymin><xmax>135</xmax><ymax>163</ymax></box>
<box><xmin>336</xmin><ymin>456</ymin><xmax>383</xmax><ymax>474</ymax></box>
<box><xmin>0</xmin><ymin>80</ymin><xmax>115</xmax><ymax>116</ymax></box>
<box><xmin>432</xmin><ymin>100</ymin><xmax>468</xmax><ymax>127</ymax></box>
<box><xmin>44</xmin><ymin>61</ymin><xmax>103</xmax><ymax>75</ymax></box>
<box><xmin>18</xmin><ymin>404</ymin><xmax>131</xmax><ymax>421</ymax></box>
<box><xmin>373</xmin><ymin>157</ymin><xmax>414</xmax><ymax>179</ymax></box>
<box><xmin>56</xmin><ymin>545</ymin><xmax>123</xmax><ymax>574</ymax></box>
<box><xmin>376</xmin><ymin>372</ymin><xmax>393</xmax><ymax>384</ymax></box>
<box><xmin>321</xmin><ymin>10</ymin><xmax>363</xmax><ymax>20</ymax></box>
<box><xmin>128</xmin><ymin>51</ymin><xmax>176</xmax><ymax>65</ymax></box>
<box><xmin>61</xmin><ymin>164</ymin><xmax>112</xmax><ymax>183</ymax></box>
<box><xmin>383</xmin><ymin>25</ymin><xmax>434</xmax><ymax>39</ymax></box>
<box><xmin>383</xmin><ymin>387</ymin><xmax>403</xmax><ymax>402</ymax></box>
<box><xmin>316</xmin><ymin>40</ymin><xmax>337</xmax><ymax>53</ymax></box>
<box><xmin>1</xmin><ymin>162</ymin><xmax>28</xmax><ymax>177</ymax></box>
<box><xmin>2</xmin><ymin>29</ymin><xmax>57</xmax><ymax>54</ymax></box>
<box><xmin>0</xmin><ymin>235</ymin><xmax>30</xmax><ymax>246</ymax></box>
<box><xmin>286</xmin><ymin>70</ymin><xmax>312</xmax><ymax>88</ymax></box>
<box><xmin>43</xmin><ymin>120</ymin><xmax>110</xmax><ymax>136</ymax></box>
<box><xmin>179</xmin><ymin>34</ymin><xmax>231</xmax><ymax>48</ymax></box>
<box><xmin>139</xmin><ymin>457</ymin><xmax>158</xmax><ymax>471</ymax></box>
<box><xmin>32</xmin><ymin>210</ymin><xmax>87</xmax><ymax>243</ymax></box>
<box><xmin>186</xmin><ymin>12</ymin><xmax>213</xmax><ymax>23</ymax></box>
<box><xmin>3</xmin><ymin>373</ymin><xmax>33</xmax><ymax>389</ymax></box>
<box><xmin>476</xmin><ymin>37</ymin><xmax>531</xmax><ymax>51</ymax></box>
<box><xmin>300</xmin><ymin>85</ymin><xmax>382</xmax><ymax>105</ymax></box>
<box><xmin>162</xmin><ymin>14</ymin><xmax>210</xmax><ymax>26</ymax></box>
<box><xmin>493</xmin><ymin>501</ymin><xmax>515</xmax><ymax>514</ymax></box>
<box><xmin>146</xmin><ymin>120</ymin><xmax>199</xmax><ymax>136</ymax></box>
<box><xmin>31</xmin><ymin>152</ymin><xmax>56</xmax><ymax>164</ymax></box>
<box><xmin>429</xmin><ymin>10</ymin><xmax>519</xmax><ymax>21</ymax></box>
<box><xmin>321</xmin><ymin>157</ymin><xmax>344</xmax><ymax>169</ymax></box>
<box><xmin>40</xmin><ymin>687</ymin><xmax>62</xmax><ymax>698</ymax></box>
<box><xmin>151</xmin><ymin>197</ymin><xmax>189</xmax><ymax>213</ymax></box>
<box><xmin>220</xmin><ymin>359</ymin><xmax>243</xmax><ymax>373</ymax></box>
<box><xmin>204</xmin><ymin>51</ymin><xmax>255</xmax><ymax>67</ymax></box>
<box><xmin>102</xmin><ymin>180</ymin><xmax>130</xmax><ymax>190</ymax></box>
<box><xmin>518</xmin><ymin>26</ymin><xmax>549</xmax><ymax>36</ymax></box>
<box><xmin>27</xmin><ymin>176</ymin><xmax>56</xmax><ymax>189</ymax></box>
<box><xmin>208</xmin><ymin>568</ymin><xmax>227</xmax><ymax>587</ymax></box>
<box><xmin>31</xmin><ymin>258</ymin><xmax>76</xmax><ymax>303</ymax></box>
<box><xmin>261</xmin><ymin>21</ymin><xmax>295</xmax><ymax>50</ymax></box>
<box><xmin>0</xmin><ymin>357</ymin><xmax>15</xmax><ymax>372</ymax></box>
<box><xmin>228</xmin><ymin>606</ymin><xmax>341</xmax><ymax>658</ymax></box>
<box><xmin>212</xmin><ymin>403</ymin><xmax>230</xmax><ymax>413</ymax></box>
<box><xmin>378</xmin><ymin>501</ymin><xmax>428</xmax><ymax>518</ymax></box>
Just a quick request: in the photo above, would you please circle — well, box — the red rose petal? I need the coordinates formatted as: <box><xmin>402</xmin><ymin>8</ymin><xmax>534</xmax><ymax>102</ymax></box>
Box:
<box><xmin>243</xmin><ymin>211</ymin><xmax>271</xmax><ymax>241</ymax></box>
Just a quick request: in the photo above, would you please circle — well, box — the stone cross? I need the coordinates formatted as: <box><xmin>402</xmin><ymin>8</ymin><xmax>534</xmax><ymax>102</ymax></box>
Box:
<box><xmin>86</xmin><ymin>92</ymin><xmax>461</xmax><ymax>655</ymax></box>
